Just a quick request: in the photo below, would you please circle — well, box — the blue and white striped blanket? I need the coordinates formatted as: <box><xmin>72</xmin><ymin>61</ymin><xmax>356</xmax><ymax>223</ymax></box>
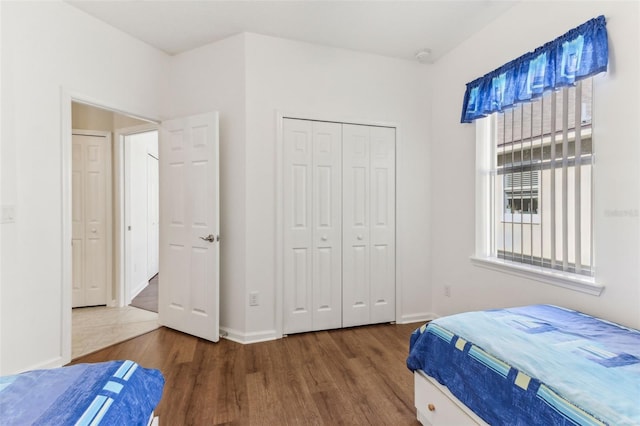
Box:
<box><xmin>407</xmin><ymin>305</ymin><xmax>640</xmax><ymax>426</ymax></box>
<box><xmin>0</xmin><ymin>360</ymin><xmax>164</xmax><ymax>425</ymax></box>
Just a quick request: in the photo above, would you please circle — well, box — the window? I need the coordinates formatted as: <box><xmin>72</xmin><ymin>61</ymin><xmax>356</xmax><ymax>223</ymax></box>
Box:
<box><xmin>464</xmin><ymin>16</ymin><xmax>606</xmax><ymax>294</ymax></box>
<box><xmin>490</xmin><ymin>78</ymin><xmax>593</xmax><ymax>277</ymax></box>
<box><xmin>503</xmin><ymin>170</ymin><xmax>540</xmax><ymax>223</ymax></box>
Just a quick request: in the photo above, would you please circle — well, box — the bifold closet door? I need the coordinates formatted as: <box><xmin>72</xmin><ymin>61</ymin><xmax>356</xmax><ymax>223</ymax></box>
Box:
<box><xmin>342</xmin><ymin>124</ymin><xmax>396</xmax><ymax>327</ymax></box>
<box><xmin>283</xmin><ymin>119</ymin><xmax>342</xmax><ymax>334</ymax></box>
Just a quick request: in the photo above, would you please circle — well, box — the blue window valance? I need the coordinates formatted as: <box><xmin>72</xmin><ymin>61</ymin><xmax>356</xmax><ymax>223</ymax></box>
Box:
<box><xmin>460</xmin><ymin>15</ymin><xmax>608</xmax><ymax>123</ymax></box>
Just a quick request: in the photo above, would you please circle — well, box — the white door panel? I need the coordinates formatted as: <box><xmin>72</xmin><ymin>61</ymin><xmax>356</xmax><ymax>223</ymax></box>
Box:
<box><xmin>147</xmin><ymin>153</ymin><xmax>159</xmax><ymax>278</ymax></box>
<box><xmin>72</xmin><ymin>139</ymin><xmax>84</xmax><ymax>307</ymax></box>
<box><xmin>72</xmin><ymin>133</ymin><xmax>110</xmax><ymax>308</ymax></box>
<box><xmin>159</xmin><ymin>112</ymin><xmax>219</xmax><ymax>342</ymax></box>
<box><xmin>283</xmin><ymin>119</ymin><xmax>342</xmax><ymax>334</ymax></box>
<box><xmin>369</xmin><ymin>126</ymin><xmax>396</xmax><ymax>323</ymax></box>
<box><xmin>283</xmin><ymin>119</ymin><xmax>314</xmax><ymax>333</ymax></box>
<box><xmin>343</xmin><ymin>124</ymin><xmax>396</xmax><ymax>327</ymax></box>
<box><xmin>342</xmin><ymin>124</ymin><xmax>371</xmax><ymax>327</ymax></box>
<box><xmin>312</xmin><ymin>121</ymin><xmax>342</xmax><ymax>331</ymax></box>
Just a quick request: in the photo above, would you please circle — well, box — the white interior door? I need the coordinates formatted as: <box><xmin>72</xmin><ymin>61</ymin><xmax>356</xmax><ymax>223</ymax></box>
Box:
<box><xmin>342</xmin><ymin>124</ymin><xmax>396</xmax><ymax>327</ymax></box>
<box><xmin>125</xmin><ymin>131</ymin><xmax>152</xmax><ymax>301</ymax></box>
<box><xmin>283</xmin><ymin>119</ymin><xmax>342</xmax><ymax>334</ymax></box>
<box><xmin>72</xmin><ymin>133</ymin><xmax>110</xmax><ymax>308</ymax></box>
<box><xmin>147</xmin><ymin>152</ymin><xmax>159</xmax><ymax>278</ymax></box>
<box><xmin>159</xmin><ymin>112</ymin><xmax>220</xmax><ymax>342</ymax></box>
<box><xmin>123</xmin><ymin>130</ymin><xmax>159</xmax><ymax>302</ymax></box>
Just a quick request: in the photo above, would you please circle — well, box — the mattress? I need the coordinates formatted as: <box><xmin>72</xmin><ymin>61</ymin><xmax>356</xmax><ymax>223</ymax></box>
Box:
<box><xmin>0</xmin><ymin>360</ymin><xmax>164</xmax><ymax>425</ymax></box>
<box><xmin>407</xmin><ymin>305</ymin><xmax>640</xmax><ymax>426</ymax></box>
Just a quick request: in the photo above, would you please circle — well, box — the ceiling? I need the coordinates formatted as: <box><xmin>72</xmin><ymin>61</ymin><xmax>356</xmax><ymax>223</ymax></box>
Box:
<box><xmin>66</xmin><ymin>0</ymin><xmax>517</xmax><ymax>63</ymax></box>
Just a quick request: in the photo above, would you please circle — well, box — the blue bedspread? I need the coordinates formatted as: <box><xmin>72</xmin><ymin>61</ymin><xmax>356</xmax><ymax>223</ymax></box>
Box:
<box><xmin>0</xmin><ymin>360</ymin><xmax>164</xmax><ymax>425</ymax></box>
<box><xmin>407</xmin><ymin>305</ymin><xmax>640</xmax><ymax>426</ymax></box>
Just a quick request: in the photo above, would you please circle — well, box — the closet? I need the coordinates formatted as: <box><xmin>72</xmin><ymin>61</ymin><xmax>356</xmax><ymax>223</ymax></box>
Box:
<box><xmin>283</xmin><ymin>118</ymin><xmax>396</xmax><ymax>334</ymax></box>
<box><xmin>71</xmin><ymin>132</ymin><xmax>111</xmax><ymax>308</ymax></box>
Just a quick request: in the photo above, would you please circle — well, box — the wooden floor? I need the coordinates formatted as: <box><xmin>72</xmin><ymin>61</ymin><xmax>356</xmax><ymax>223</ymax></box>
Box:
<box><xmin>129</xmin><ymin>274</ymin><xmax>159</xmax><ymax>313</ymax></box>
<box><xmin>72</xmin><ymin>322</ymin><xmax>421</xmax><ymax>425</ymax></box>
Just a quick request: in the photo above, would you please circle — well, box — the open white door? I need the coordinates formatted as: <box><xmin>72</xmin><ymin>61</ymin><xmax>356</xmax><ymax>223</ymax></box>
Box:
<box><xmin>158</xmin><ymin>112</ymin><xmax>220</xmax><ymax>342</ymax></box>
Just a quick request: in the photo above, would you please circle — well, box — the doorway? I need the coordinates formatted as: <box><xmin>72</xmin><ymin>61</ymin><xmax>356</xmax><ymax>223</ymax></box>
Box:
<box><xmin>62</xmin><ymin>93</ymin><xmax>221</xmax><ymax>364</ymax></box>
<box><xmin>121</xmin><ymin>128</ymin><xmax>160</xmax><ymax>311</ymax></box>
<box><xmin>70</xmin><ymin>102</ymin><xmax>160</xmax><ymax>359</ymax></box>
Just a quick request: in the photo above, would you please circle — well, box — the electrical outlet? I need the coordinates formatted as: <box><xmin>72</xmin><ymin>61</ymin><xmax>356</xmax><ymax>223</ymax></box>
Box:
<box><xmin>444</xmin><ymin>285</ymin><xmax>451</xmax><ymax>297</ymax></box>
<box><xmin>249</xmin><ymin>291</ymin><xmax>259</xmax><ymax>306</ymax></box>
<box><xmin>1</xmin><ymin>205</ymin><xmax>16</xmax><ymax>224</ymax></box>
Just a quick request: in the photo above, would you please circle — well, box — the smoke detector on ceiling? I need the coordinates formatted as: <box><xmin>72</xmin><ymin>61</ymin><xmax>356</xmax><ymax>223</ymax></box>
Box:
<box><xmin>415</xmin><ymin>48</ymin><xmax>432</xmax><ymax>64</ymax></box>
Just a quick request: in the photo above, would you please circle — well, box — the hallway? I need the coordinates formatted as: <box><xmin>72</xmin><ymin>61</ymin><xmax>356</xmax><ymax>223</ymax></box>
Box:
<box><xmin>72</xmin><ymin>305</ymin><xmax>159</xmax><ymax>359</ymax></box>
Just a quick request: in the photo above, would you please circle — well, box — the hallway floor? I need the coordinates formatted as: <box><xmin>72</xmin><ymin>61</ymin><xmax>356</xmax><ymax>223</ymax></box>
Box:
<box><xmin>72</xmin><ymin>305</ymin><xmax>159</xmax><ymax>359</ymax></box>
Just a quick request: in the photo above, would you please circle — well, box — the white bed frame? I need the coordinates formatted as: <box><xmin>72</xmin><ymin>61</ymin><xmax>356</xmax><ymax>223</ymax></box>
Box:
<box><xmin>414</xmin><ymin>370</ymin><xmax>488</xmax><ymax>426</ymax></box>
<box><xmin>147</xmin><ymin>413</ymin><xmax>159</xmax><ymax>426</ymax></box>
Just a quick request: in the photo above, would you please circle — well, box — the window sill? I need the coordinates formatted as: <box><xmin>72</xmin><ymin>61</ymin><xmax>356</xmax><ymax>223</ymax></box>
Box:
<box><xmin>470</xmin><ymin>256</ymin><xmax>604</xmax><ymax>296</ymax></box>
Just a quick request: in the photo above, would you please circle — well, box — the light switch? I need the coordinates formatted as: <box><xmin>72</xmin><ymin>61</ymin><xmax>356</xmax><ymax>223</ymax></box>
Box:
<box><xmin>1</xmin><ymin>205</ymin><xmax>16</xmax><ymax>224</ymax></box>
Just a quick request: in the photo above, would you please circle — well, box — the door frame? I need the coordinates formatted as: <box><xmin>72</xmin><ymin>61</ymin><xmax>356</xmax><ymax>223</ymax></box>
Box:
<box><xmin>61</xmin><ymin>89</ymin><xmax>159</xmax><ymax>365</ymax></box>
<box><xmin>275</xmin><ymin>111</ymin><xmax>402</xmax><ymax>339</ymax></box>
<box><xmin>114</xmin><ymin>124</ymin><xmax>159</xmax><ymax>307</ymax></box>
<box><xmin>71</xmin><ymin>129</ymin><xmax>114</xmax><ymax>308</ymax></box>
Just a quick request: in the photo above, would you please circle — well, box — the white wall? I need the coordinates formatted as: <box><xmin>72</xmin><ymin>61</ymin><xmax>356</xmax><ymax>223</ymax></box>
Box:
<box><xmin>429</xmin><ymin>1</ymin><xmax>640</xmax><ymax>328</ymax></box>
<box><xmin>243</xmin><ymin>34</ymin><xmax>432</xmax><ymax>337</ymax></box>
<box><xmin>0</xmin><ymin>1</ymin><xmax>168</xmax><ymax>374</ymax></box>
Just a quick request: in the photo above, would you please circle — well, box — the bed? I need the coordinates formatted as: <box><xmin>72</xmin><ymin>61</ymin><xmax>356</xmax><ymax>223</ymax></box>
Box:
<box><xmin>407</xmin><ymin>305</ymin><xmax>640</xmax><ymax>426</ymax></box>
<box><xmin>0</xmin><ymin>360</ymin><xmax>164</xmax><ymax>425</ymax></box>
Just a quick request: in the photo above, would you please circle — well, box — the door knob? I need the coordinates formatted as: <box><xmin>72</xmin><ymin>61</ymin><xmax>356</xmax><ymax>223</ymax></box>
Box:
<box><xmin>357</xmin><ymin>235</ymin><xmax>363</xmax><ymax>240</ymax></box>
<box><xmin>200</xmin><ymin>234</ymin><xmax>216</xmax><ymax>243</ymax></box>
<box><xmin>321</xmin><ymin>235</ymin><xmax>328</xmax><ymax>241</ymax></box>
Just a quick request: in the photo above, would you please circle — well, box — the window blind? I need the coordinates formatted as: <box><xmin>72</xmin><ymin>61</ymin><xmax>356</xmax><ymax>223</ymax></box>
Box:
<box><xmin>494</xmin><ymin>79</ymin><xmax>593</xmax><ymax>275</ymax></box>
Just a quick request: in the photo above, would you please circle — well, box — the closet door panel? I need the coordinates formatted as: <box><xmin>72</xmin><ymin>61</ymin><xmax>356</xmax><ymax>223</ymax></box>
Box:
<box><xmin>72</xmin><ymin>140</ymin><xmax>85</xmax><ymax>308</ymax></box>
<box><xmin>283</xmin><ymin>119</ymin><xmax>314</xmax><ymax>334</ymax></box>
<box><xmin>342</xmin><ymin>124</ymin><xmax>371</xmax><ymax>327</ymax></box>
<box><xmin>370</xmin><ymin>127</ymin><xmax>396</xmax><ymax>323</ymax></box>
<box><xmin>312</xmin><ymin>121</ymin><xmax>342</xmax><ymax>331</ymax></box>
<box><xmin>72</xmin><ymin>134</ymin><xmax>109</xmax><ymax>308</ymax></box>
<box><xmin>284</xmin><ymin>119</ymin><xmax>396</xmax><ymax>334</ymax></box>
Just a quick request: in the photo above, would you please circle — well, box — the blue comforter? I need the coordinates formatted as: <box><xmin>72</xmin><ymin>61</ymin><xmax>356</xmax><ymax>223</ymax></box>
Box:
<box><xmin>0</xmin><ymin>360</ymin><xmax>164</xmax><ymax>425</ymax></box>
<box><xmin>407</xmin><ymin>305</ymin><xmax>640</xmax><ymax>426</ymax></box>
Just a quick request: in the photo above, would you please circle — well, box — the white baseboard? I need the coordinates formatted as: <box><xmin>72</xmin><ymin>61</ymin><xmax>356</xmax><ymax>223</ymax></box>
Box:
<box><xmin>130</xmin><ymin>280</ymin><xmax>148</xmax><ymax>300</ymax></box>
<box><xmin>220</xmin><ymin>316</ymin><xmax>436</xmax><ymax>345</ymax></box>
<box><xmin>12</xmin><ymin>356</ymin><xmax>65</xmax><ymax>375</ymax></box>
<box><xmin>399</xmin><ymin>312</ymin><xmax>438</xmax><ymax>324</ymax></box>
<box><xmin>219</xmin><ymin>327</ymin><xmax>279</xmax><ymax>344</ymax></box>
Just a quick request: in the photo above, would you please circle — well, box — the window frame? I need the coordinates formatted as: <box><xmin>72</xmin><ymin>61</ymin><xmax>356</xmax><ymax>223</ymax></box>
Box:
<box><xmin>472</xmin><ymin>115</ymin><xmax>604</xmax><ymax>296</ymax></box>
